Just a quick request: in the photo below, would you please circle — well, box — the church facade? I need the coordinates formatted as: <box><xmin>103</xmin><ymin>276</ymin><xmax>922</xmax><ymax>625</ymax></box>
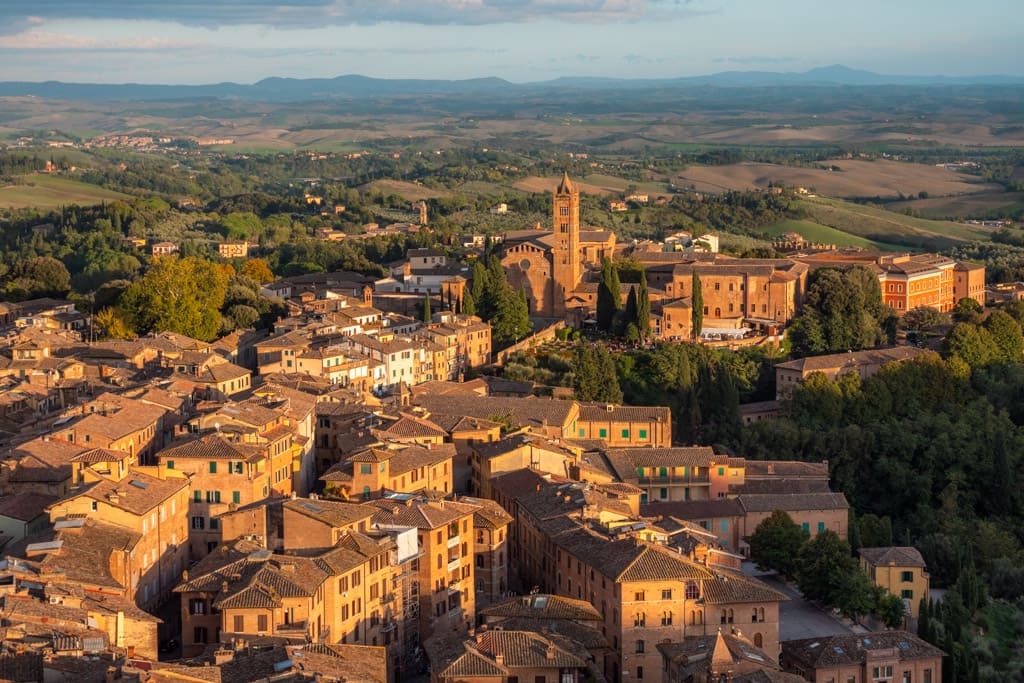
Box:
<box><xmin>502</xmin><ymin>173</ymin><xmax>596</xmax><ymax>318</ymax></box>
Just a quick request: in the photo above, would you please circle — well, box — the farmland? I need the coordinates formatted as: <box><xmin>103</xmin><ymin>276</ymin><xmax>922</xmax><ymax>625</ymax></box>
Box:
<box><xmin>0</xmin><ymin>173</ymin><xmax>130</xmax><ymax>210</ymax></box>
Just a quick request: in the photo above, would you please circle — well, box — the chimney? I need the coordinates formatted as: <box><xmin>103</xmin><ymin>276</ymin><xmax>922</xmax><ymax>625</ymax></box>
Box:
<box><xmin>546</xmin><ymin>645</ymin><xmax>556</xmax><ymax>661</ymax></box>
<box><xmin>214</xmin><ymin>649</ymin><xmax>234</xmax><ymax>665</ymax></box>
<box><xmin>495</xmin><ymin>653</ymin><xmax>505</xmax><ymax>667</ymax></box>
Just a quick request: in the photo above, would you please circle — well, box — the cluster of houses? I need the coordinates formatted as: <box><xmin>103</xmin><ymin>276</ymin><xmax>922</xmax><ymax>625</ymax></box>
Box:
<box><xmin>0</xmin><ymin>278</ymin><xmax>942</xmax><ymax>682</ymax></box>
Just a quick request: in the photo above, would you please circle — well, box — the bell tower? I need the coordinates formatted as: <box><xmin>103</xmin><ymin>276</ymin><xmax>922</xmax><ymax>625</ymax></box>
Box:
<box><xmin>551</xmin><ymin>172</ymin><xmax>580</xmax><ymax>317</ymax></box>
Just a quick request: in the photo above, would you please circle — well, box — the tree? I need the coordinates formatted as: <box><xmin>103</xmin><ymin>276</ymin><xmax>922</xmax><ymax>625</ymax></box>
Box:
<box><xmin>875</xmin><ymin>590</ymin><xmax>907</xmax><ymax>628</ymax></box>
<box><xmin>943</xmin><ymin>322</ymin><xmax>1000</xmax><ymax>368</ymax></box>
<box><xmin>952</xmin><ymin>297</ymin><xmax>984</xmax><ymax>325</ymax></box>
<box><xmin>902</xmin><ymin>305</ymin><xmax>948</xmax><ymax>330</ymax></box>
<box><xmin>422</xmin><ymin>292</ymin><xmax>432</xmax><ymax>323</ymax></box>
<box><xmin>118</xmin><ymin>256</ymin><xmax>229</xmax><ymax>342</ymax></box>
<box><xmin>749</xmin><ymin>509</ymin><xmax>806</xmax><ymax>577</ymax></box>
<box><xmin>596</xmin><ymin>257</ymin><xmax>620</xmax><ymax>332</ymax></box>
<box><xmin>857</xmin><ymin>514</ymin><xmax>894</xmax><ymax>548</ymax></box>
<box><xmin>691</xmin><ymin>270</ymin><xmax>703</xmax><ymax>340</ymax></box>
<box><xmin>636</xmin><ymin>271</ymin><xmax>651</xmax><ymax>341</ymax></box>
<box><xmin>983</xmin><ymin>310</ymin><xmax>1024</xmax><ymax>362</ymax></box>
<box><xmin>623</xmin><ymin>285</ymin><xmax>639</xmax><ymax>339</ymax></box>
<box><xmin>796</xmin><ymin>530</ymin><xmax>859</xmax><ymax>605</ymax></box>
<box><xmin>240</xmin><ymin>258</ymin><xmax>274</xmax><ymax>283</ymax></box>
<box><xmin>789</xmin><ymin>266</ymin><xmax>886</xmax><ymax>355</ymax></box>
<box><xmin>462</xmin><ymin>288</ymin><xmax>476</xmax><ymax>316</ymax></box>
<box><xmin>5</xmin><ymin>256</ymin><xmax>71</xmax><ymax>299</ymax></box>
<box><xmin>94</xmin><ymin>307</ymin><xmax>134</xmax><ymax>339</ymax></box>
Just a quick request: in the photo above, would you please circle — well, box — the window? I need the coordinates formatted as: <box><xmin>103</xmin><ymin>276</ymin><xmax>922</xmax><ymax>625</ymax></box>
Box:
<box><xmin>685</xmin><ymin>581</ymin><xmax>699</xmax><ymax>599</ymax></box>
<box><xmin>901</xmin><ymin>589</ymin><xmax>914</xmax><ymax>600</ymax></box>
<box><xmin>189</xmin><ymin>599</ymin><xmax>207</xmax><ymax>615</ymax></box>
<box><xmin>720</xmin><ymin>519</ymin><xmax>729</xmax><ymax>532</ymax></box>
<box><xmin>923</xmin><ymin>670</ymin><xmax>932</xmax><ymax>683</ymax></box>
<box><xmin>634</xmin><ymin>591</ymin><xmax>645</xmax><ymax>601</ymax></box>
<box><xmin>802</xmin><ymin>522</ymin><xmax>810</xmax><ymax>534</ymax></box>
<box><xmin>621</xmin><ymin>429</ymin><xmax>629</xmax><ymax>438</ymax></box>
<box><xmin>210</xmin><ymin>518</ymin><xmax>220</xmax><ymax>531</ymax></box>
<box><xmin>639</xmin><ymin>429</ymin><xmax>647</xmax><ymax>439</ymax></box>
<box><xmin>901</xmin><ymin>571</ymin><xmax>914</xmax><ymax>582</ymax></box>
<box><xmin>636</xmin><ymin>667</ymin><xmax>643</xmax><ymax>680</ymax></box>
<box><xmin>717</xmin><ymin>467</ymin><xmax>725</xmax><ymax>476</ymax></box>
<box><xmin>818</xmin><ymin>521</ymin><xmax>826</xmax><ymax>533</ymax></box>
<box><xmin>233</xmin><ymin>615</ymin><xmax>244</xmax><ymax>632</ymax></box>
<box><xmin>193</xmin><ymin>627</ymin><xmax>208</xmax><ymax>644</ymax></box>
<box><xmin>599</xmin><ymin>428</ymin><xmax>607</xmax><ymax>438</ymax></box>
<box><xmin>191</xmin><ymin>516</ymin><xmax>205</xmax><ymax>530</ymax></box>
<box><xmin>661</xmin><ymin>589</ymin><xmax>672</xmax><ymax>600</ymax></box>
<box><xmin>360</xmin><ymin>464</ymin><xmax>372</xmax><ymax>475</ymax></box>
<box><xmin>166</xmin><ymin>460</ymin><xmax>174</xmax><ymax>469</ymax></box>
<box><xmin>579</xmin><ymin>428</ymin><xmax>586</xmax><ymax>437</ymax></box>
<box><xmin>633</xmin><ymin>612</ymin><xmax>645</xmax><ymax>627</ymax></box>
<box><xmin>873</xmin><ymin>665</ymin><xmax>894</xmax><ymax>680</ymax></box>
<box><xmin>635</xmin><ymin>640</ymin><xmax>645</xmax><ymax>653</ymax></box>
<box><xmin>90</xmin><ymin>501</ymin><xmax>97</xmax><ymax>512</ymax></box>
<box><xmin>660</xmin><ymin>488</ymin><xmax>668</xmax><ymax>499</ymax></box>
<box><xmin>194</xmin><ymin>491</ymin><xmax>202</xmax><ymax>503</ymax></box>
<box><xmin>661</xmin><ymin>611</ymin><xmax>673</xmax><ymax>626</ymax></box>
<box><xmin>232</xmin><ymin>491</ymin><xmax>241</xmax><ymax>504</ymax></box>
<box><xmin>206</xmin><ymin>491</ymin><xmax>221</xmax><ymax>503</ymax></box>
<box><xmin>258</xmin><ymin>615</ymin><xmax>268</xmax><ymax>631</ymax></box>
<box><xmin>902</xmin><ymin>673</ymin><xmax>911</xmax><ymax>683</ymax></box>
<box><xmin>209</xmin><ymin>462</ymin><xmax>217</xmax><ymax>474</ymax></box>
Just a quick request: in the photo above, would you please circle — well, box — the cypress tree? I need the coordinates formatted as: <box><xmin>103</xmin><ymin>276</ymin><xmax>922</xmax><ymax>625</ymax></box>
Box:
<box><xmin>624</xmin><ymin>285</ymin><xmax>639</xmax><ymax>334</ymax></box>
<box><xmin>637</xmin><ymin>271</ymin><xmax>651</xmax><ymax>340</ymax></box>
<box><xmin>691</xmin><ymin>270</ymin><xmax>703</xmax><ymax>340</ymax></box>
<box><xmin>462</xmin><ymin>289</ymin><xmax>476</xmax><ymax>316</ymax></box>
<box><xmin>596</xmin><ymin>257</ymin><xmax>620</xmax><ymax>332</ymax></box>
<box><xmin>422</xmin><ymin>292</ymin><xmax>432</xmax><ymax>323</ymax></box>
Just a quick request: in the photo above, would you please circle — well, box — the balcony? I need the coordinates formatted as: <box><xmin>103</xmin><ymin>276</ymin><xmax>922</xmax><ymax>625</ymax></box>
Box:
<box><xmin>447</xmin><ymin>535</ymin><xmax>460</xmax><ymax>549</ymax></box>
<box><xmin>447</xmin><ymin>581</ymin><xmax>461</xmax><ymax>596</ymax></box>
<box><xmin>448</xmin><ymin>559</ymin><xmax>460</xmax><ymax>572</ymax></box>
<box><xmin>381</xmin><ymin>593</ymin><xmax>396</xmax><ymax>604</ymax></box>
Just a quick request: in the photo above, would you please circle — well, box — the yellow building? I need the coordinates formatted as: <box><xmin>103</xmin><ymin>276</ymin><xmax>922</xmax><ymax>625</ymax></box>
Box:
<box><xmin>859</xmin><ymin>546</ymin><xmax>930</xmax><ymax>618</ymax></box>
<box><xmin>47</xmin><ymin>447</ymin><xmax>191</xmax><ymax>611</ymax></box>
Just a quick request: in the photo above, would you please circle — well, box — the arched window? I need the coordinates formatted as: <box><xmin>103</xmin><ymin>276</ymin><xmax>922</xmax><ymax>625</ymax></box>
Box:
<box><xmin>634</xmin><ymin>612</ymin><xmax>646</xmax><ymax>627</ymax></box>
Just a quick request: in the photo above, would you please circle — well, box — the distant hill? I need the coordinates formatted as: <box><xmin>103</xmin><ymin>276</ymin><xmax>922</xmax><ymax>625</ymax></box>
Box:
<box><xmin>0</xmin><ymin>66</ymin><xmax>1021</xmax><ymax>102</ymax></box>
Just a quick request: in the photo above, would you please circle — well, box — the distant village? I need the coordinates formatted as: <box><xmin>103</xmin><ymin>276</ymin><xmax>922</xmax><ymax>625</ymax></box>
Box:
<box><xmin>0</xmin><ymin>175</ymin><xmax>968</xmax><ymax>683</ymax></box>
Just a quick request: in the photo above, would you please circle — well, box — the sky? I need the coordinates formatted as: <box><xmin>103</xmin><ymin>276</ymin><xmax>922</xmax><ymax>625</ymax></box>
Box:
<box><xmin>0</xmin><ymin>0</ymin><xmax>1019</xmax><ymax>84</ymax></box>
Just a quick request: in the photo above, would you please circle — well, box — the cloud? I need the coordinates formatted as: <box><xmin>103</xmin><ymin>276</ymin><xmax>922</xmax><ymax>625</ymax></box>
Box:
<box><xmin>0</xmin><ymin>31</ymin><xmax>201</xmax><ymax>49</ymax></box>
<box><xmin>712</xmin><ymin>55</ymin><xmax>796</xmax><ymax>65</ymax></box>
<box><xmin>0</xmin><ymin>0</ymin><xmax>699</xmax><ymax>31</ymax></box>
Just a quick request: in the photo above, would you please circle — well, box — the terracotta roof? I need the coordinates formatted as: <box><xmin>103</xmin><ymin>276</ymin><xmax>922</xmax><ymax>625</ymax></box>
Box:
<box><xmin>743</xmin><ymin>460</ymin><xmax>829</xmax><ymax>479</ymax></box>
<box><xmin>157</xmin><ymin>435</ymin><xmax>265</xmax><ymax>462</ymax></box>
<box><xmin>858</xmin><ymin>546</ymin><xmax>926</xmax><ymax>568</ymax></box>
<box><xmin>603</xmin><ymin>447</ymin><xmax>718</xmax><ymax>480</ymax></box>
<box><xmin>699</xmin><ymin>568</ymin><xmax>789</xmax><ymax>605</ymax></box>
<box><xmin>578</xmin><ymin>403</ymin><xmax>670</xmax><ymax>423</ymax></box>
<box><xmin>775</xmin><ymin>346</ymin><xmax>927</xmax><ymax>373</ymax></box>
<box><xmin>367</xmin><ymin>499</ymin><xmax>479</xmax><ymax>530</ymax></box>
<box><xmin>415</xmin><ymin>395</ymin><xmax>575</xmax><ymax>430</ymax></box>
<box><xmin>641</xmin><ymin>499</ymin><xmax>744</xmax><ymax>520</ymax></box>
<box><xmin>475</xmin><ymin>630</ymin><xmax>586</xmax><ymax>669</ymax></box>
<box><xmin>479</xmin><ymin>594</ymin><xmax>601</xmax><ymax>621</ymax></box>
<box><xmin>59</xmin><ymin>470</ymin><xmax>188</xmax><ymax>516</ymax></box>
<box><xmin>375</xmin><ymin>413</ymin><xmax>447</xmax><ymax>439</ymax></box>
<box><xmin>0</xmin><ymin>492</ymin><xmax>58</xmax><ymax>521</ymax></box>
<box><xmin>283</xmin><ymin>498</ymin><xmax>374</xmax><ymax>529</ymax></box>
<box><xmin>385</xmin><ymin>443</ymin><xmax>456</xmax><ymax>476</ymax></box>
<box><xmin>782</xmin><ymin>631</ymin><xmax>944</xmax><ymax>669</ymax></box>
<box><xmin>460</xmin><ymin>496</ymin><xmax>513</xmax><ymax>529</ymax></box>
<box><xmin>736</xmin><ymin>492</ymin><xmax>849</xmax><ymax>513</ymax></box>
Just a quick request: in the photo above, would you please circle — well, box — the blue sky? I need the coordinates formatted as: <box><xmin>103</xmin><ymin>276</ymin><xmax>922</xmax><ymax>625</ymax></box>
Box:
<box><xmin>0</xmin><ymin>0</ymin><xmax>1019</xmax><ymax>83</ymax></box>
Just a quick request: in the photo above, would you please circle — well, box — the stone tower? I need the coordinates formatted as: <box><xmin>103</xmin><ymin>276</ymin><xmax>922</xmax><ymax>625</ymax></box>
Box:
<box><xmin>551</xmin><ymin>172</ymin><xmax>580</xmax><ymax>317</ymax></box>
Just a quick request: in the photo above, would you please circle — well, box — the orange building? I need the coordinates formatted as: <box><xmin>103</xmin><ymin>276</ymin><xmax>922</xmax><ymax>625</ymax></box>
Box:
<box><xmin>367</xmin><ymin>499</ymin><xmax>480</xmax><ymax>641</ymax></box>
<box><xmin>876</xmin><ymin>254</ymin><xmax>956</xmax><ymax>313</ymax></box>
<box><xmin>783</xmin><ymin>632</ymin><xmax>943</xmax><ymax>683</ymax></box>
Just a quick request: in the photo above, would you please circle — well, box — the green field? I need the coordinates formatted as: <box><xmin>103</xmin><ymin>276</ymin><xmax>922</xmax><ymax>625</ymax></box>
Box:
<box><xmin>799</xmin><ymin>196</ymin><xmax>994</xmax><ymax>250</ymax></box>
<box><xmin>763</xmin><ymin>219</ymin><xmax>892</xmax><ymax>249</ymax></box>
<box><xmin>0</xmin><ymin>174</ymin><xmax>130</xmax><ymax>209</ymax></box>
<box><xmin>581</xmin><ymin>174</ymin><xmax>669</xmax><ymax>194</ymax></box>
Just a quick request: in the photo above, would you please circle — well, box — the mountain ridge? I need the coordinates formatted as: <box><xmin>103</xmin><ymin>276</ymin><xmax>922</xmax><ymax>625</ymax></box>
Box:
<box><xmin>0</xmin><ymin>66</ymin><xmax>1021</xmax><ymax>102</ymax></box>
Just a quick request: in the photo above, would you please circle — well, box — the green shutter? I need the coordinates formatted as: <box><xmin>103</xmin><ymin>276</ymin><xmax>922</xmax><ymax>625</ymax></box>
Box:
<box><xmin>209</xmin><ymin>462</ymin><xmax>217</xmax><ymax>474</ymax></box>
<box><xmin>194</xmin><ymin>491</ymin><xmax>202</xmax><ymax>503</ymax></box>
<box><xmin>233</xmin><ymin>491</ymin><xmax>241</xmax><ymax>504</ymax></box>
<box><xmin>166</xmin><ymin>460</ymin><xmax>174</xmax><ymax>470</ymax></box>
<box><xmin>599</xmin><ymin>428</ymin><xmax>607</xmax><ymax>438</ymax></box>
<box><xmin>638</xmin><ymin>429</ymin><xmax>647</xmax><ymax>439</ymax></box>
<box><xmin>621</xmin><ymin>429</ymin><xmax>629</xmax><ymax>438</ymax></box>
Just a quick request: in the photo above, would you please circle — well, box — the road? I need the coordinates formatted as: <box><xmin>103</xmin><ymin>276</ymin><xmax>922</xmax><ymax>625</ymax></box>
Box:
<box><xmin>742</xmin><ymin>562</ymin><xmax>857</xmax><ymax>641</ymax></box>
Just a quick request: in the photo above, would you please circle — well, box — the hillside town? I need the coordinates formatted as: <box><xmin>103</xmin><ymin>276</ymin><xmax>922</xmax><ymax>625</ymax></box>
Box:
<box><xmin>0</xmin><ymin>176</ymin><xmax>971</xmax><ymax>683</ymax></box>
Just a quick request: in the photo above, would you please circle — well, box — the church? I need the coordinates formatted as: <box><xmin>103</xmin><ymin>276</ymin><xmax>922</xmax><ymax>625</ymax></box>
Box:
<box><xmin>501</xmin><ymin>173</ymin><xmax>615</xmax><ymax>320</ymax></box>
